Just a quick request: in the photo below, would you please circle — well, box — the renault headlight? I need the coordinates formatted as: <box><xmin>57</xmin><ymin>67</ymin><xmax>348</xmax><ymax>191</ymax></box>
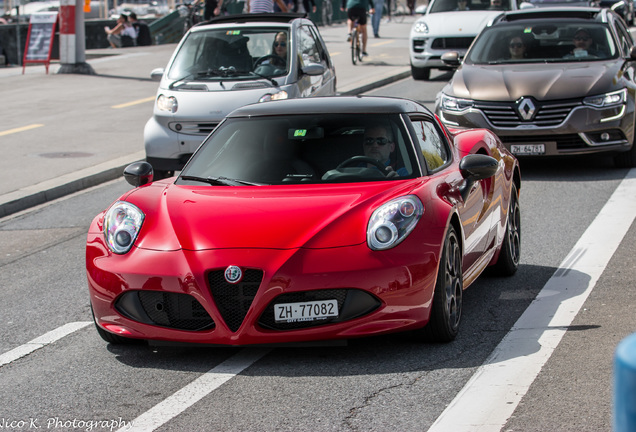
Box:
<box><xmin>440</xmin><ymin>94</ymin><xmax>474</xmax><ymax>112</ymax></box>
<box><xmin>367</xmin><ymin>196</ymin><xmax>424</xmax><ymax>251</ymax></box>
<box><xmin>583</xmin><ymin>89</ymin><xmax>626</xmax><ymax>108</ymax></box>
<box><xmin>103</xmin><ymin>201</ymin><xmax>144</xmax><ymax>254</ymax></box>
<box><xmin>157</xmin><ymin>94</ymin><xmax>178</xmax><ymax>113</ymax></box>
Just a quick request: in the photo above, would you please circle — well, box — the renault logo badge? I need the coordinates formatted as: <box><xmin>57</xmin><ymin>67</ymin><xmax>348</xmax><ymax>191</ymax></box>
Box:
<box><xmin>517</xmin><ymin>98</ymin><xmax>536</xmax><ymax>121</ymax></box>
<box><xmin>224</xmin><ymin>265</ymin><xmax>243</xmax><ymax>284</ymax></box>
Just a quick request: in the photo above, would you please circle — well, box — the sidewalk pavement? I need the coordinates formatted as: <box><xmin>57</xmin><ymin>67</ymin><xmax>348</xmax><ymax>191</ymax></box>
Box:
<box><xmin>0</xmin><ymin>15</ymin><xmax>415</xmax><ymax>218</ymax></box>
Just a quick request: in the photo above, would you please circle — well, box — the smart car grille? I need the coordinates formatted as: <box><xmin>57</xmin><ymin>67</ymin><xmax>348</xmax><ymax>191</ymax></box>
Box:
<box><xmin>431</xmin><ymin>37</ymin><xmax>474</xmax><ymax>50</ymax></box>
<box><xmin>208</xmin><ymin>269</ymin><xmax>264</xmax><ymax>332</ymax></box>
<box><xmin>475</xmin><ymin>100</ymin><xmax>582</xmax><ymax>127</ymax></box>
<box><xmin>258</xmin><ymin>289</ymin><xmax>381</xmax><ymax>331</ymax></box>
<box><xmin>169</xmin><ymin>121</ymin><xmax>219</xmax><ymax>136</ymax></box>
<box><xmin>115</xmin><ymin>291</ymin><xmax>215</xmax><ymax>331</ymax></box>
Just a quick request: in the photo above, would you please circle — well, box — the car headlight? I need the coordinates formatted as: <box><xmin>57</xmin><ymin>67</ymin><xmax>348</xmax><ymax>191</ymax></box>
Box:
<box><xmin>259</xmin><ymin>91</ymin><xmax>289</xmax><ymax>103</ymax></box>
<box><xmin>413</xmin><ymin>21</ymin><xmax>429</xmax><ymax>33</ymax></box>
<box><xmin>367</xmin><ymin>196</ymin><xmax>424</xmax><ymax>251</ymax></box>
<box><xmin>103</xmin><ymin>201</ymin><xmax>144</xmax><ymax>254</ymax></box>
<box><xmin>440</xmin><ymin>94</ymin><xmax>474</xmax><ymax>112</ymax></box>
<box><xmin>157</xmin><ymin>94</ymin><xmax>178</xmax><ymax>113</ymax></box>
<box><xmin>583</xmin><ymin>89</ymin><xmax>626</xmax><ymax>108</ymax></box>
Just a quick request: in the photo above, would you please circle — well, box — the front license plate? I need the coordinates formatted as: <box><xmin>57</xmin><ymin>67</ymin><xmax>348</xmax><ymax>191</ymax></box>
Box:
<box><xmin>510</xmin><ymin>144</ymin><xmax>546</xmax><ymax>155</ymax></box>
<box><xmin>274</xmin><ymin>299</ymin><xmax>339</xmax><ymax>323</ymax></box>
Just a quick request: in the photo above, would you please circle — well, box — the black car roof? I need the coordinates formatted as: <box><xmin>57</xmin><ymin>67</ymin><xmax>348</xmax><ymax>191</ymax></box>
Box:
<box><xmin>204</xmin><ymin>12</ymin><xmax>307</xmax><ymax>25</ymax></box>
<box><xmin>226</xmin><ymin>96</ymin><xmax>431</xmax><ymax>118</ymax></box>
<box><xmin>495</xmin><ymin>7</ymin><xmax>605</xmax><ymax>22</ymax></box>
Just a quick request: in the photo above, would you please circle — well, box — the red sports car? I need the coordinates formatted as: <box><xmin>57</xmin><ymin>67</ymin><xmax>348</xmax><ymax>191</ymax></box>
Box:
<box><xmin>86</xmin><ymin>96</ymin><xmax>521</xmax><ymax>346</ymax></box>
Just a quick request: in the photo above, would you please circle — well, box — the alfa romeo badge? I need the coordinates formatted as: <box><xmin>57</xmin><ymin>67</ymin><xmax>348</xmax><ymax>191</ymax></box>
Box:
<box><xmin>224</xmin><ymin>265</ymin><xmax>243</xmax><ymax>284</ymax></box>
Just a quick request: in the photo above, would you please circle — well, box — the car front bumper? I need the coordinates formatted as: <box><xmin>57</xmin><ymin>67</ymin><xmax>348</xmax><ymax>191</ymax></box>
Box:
<box><xmin>439</xmin><ymin>102</ymin><xmax>635</xmax><ymax>157</ymax></box>
<box><xmin>87</xmin><ymin>234</ymin><xmax>439</xmax><ymax>346</ymax></box>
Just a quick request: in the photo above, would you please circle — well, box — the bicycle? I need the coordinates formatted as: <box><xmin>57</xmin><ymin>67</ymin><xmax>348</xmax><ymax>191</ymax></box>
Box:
<box><xmin>321</xmin><ymin>0</ymin><xmax>333</xmax><ymax>26</ymax></box>
<box><xmin>350</xmin><ymin>18</ymin><xmax>364</xmax><ymax>65</ymax></box>
<box><xmin>178</xmin><ymin>1</ymin><xmax>203</xmax><ymax>35</ymax></box>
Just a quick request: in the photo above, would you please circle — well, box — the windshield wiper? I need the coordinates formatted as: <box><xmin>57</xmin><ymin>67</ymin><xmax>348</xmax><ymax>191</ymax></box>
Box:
<box><xmin>168</xmin><ymin>73</ymin><xmax>194</xmax><ymax>89</ymax></box>
<box><xmin>248</xmin><ymin>71</ymin><xmax>278</xmax><ymax>86</ymax></box>
<box><xmin>181</xmin><ymin>175</ymin><xmax>265</xmax><ymax>186</ymax></box>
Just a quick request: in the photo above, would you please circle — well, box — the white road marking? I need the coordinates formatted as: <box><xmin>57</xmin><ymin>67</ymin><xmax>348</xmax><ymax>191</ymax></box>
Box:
<box><xmin>118</xmin><ymin>348</ymin><xmax>271</xmax><ymax>432</ymax></box>
<box><xmin>0</xmin><ymin>321</ymin><xmax>91</xmax><ymax>367</ymax></box>
<box><xmin>428</xmin><ymin>168</ymin><xmax>636</xmax><ymax>432</ymax></box>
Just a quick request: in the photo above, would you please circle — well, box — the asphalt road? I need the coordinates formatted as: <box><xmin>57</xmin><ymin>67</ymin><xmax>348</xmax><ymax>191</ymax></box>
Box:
<box><xmin>2</xmin><ymin>67</ymin><xmax>636</xmax><ymax>432</ymax></box>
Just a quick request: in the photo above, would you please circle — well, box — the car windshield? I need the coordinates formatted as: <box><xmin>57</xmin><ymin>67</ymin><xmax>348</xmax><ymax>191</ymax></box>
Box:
<box><xmin>178</xmin><ymin>114</ymin><xmax>419</xmax><ymax>185</ymax></box>
<box><xmin>428</xmin><ymin>0</ymin><xmax>514</xmax><ymax>13</ymax></box>
<box><xmin>464</xmin><ymin>21</ymin><xmax>618</xmax><ymax>64</ymax></box>
<box><xmin>167</xmin><ymin>27</ymin><xmax>290</xmax><ymax>81</ymax></box>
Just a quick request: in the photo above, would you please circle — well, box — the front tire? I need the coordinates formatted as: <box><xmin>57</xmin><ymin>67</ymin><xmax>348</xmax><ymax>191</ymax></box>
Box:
<box><xmin>411</xmin><ymin>64</ymin><xmax>430</xmax><ymax>80</ymax></box>
<box><xmin>491</xmin><ymin>183</ymin><xmax>521</xmax><ymax>276</ymax></box>
<box><xmin>414</xmin><ymin>225</ymin><xmax>463</xmax><ymax>342</ymax></box>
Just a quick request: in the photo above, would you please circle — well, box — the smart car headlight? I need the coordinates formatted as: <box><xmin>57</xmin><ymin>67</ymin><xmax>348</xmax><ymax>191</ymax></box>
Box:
<box><xmin>259</xmin><ymin>91</ymin><xmax>289</xmax><ymax>103</ymax></box>
<box><xmin>157</xmin><ymin>94</ymin><xmax>178</xmax><ymax>113</ymax></box>
<box><xmin>440</xmin><ymin>94</ymin><xmax>474</xmax><ymax>112</ymax></box>
<box><xmin>367</xmin><ymin>196</ymin><xmax>424</xmax><ymax>250</ymax></box>
<box><xmin>103</xmin><ymin>201</ymin><xmax>144</xmax><ymax>254</ymax></box>
<box><xmin>413</xmin><ymin>21</ymin><xmax>429</xmax><ymax>33</ymax></box>
<box><xmin>583</xmin><ymin>89</ymin><xmax>626</xmax><ymax>108</ymax></box>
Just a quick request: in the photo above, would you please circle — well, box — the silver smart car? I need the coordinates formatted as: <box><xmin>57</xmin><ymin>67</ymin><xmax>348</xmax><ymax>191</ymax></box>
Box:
<box><xmin>144</xmin><ymin>13</ymin><xmax>337</xmax><ymax>178</ymax></box>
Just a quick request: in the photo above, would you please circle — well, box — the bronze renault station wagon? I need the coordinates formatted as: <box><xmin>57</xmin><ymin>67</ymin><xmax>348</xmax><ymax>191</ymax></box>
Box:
<box><xmin>435</xmin><ymin>8</ymin><xmax>636</xmax><ymax>167</ymax></box>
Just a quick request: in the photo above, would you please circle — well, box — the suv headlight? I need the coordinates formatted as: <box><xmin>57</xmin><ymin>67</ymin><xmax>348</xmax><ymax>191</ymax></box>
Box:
<box><xmin>103</xmin><ymin>201</ymin><xmax>144</xmax><ymax>254</ymax></box>
<box><xmin>583</xmin><ymin>89</ymin><xmax>626</xmax><ymax>108</ymax></box>
<box><xmin>157</xmin><ymin>94</ymin><xmax>178</xmax><ymax>113</ymax></box>
<box><xmin>367</xmin><ymin>196</ymin><xmax>424</xmax><ymax>251</ymax></box>
<box><xmin>413</xmin><ymin>21</ymin><xmax>429</xmax><ymax>33</ymax></box>
<box><xmin>440</xmin><ymin>94</ymin><xmax>474</xmax><ymax>112</ymax></box>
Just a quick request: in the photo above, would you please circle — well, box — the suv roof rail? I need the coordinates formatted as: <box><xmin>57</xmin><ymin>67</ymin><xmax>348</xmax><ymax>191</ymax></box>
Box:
<box><xmin>202</xmin><ymin>12</ymin><xmax>307</xmax><ymax>25</ymax></box>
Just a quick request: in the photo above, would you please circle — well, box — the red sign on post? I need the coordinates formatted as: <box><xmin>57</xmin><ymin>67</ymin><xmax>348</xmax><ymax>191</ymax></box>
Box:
<box><xmin>23</xmin><ymin>12</ymin><xmax>58</xmax><ymax>74</ymax></box>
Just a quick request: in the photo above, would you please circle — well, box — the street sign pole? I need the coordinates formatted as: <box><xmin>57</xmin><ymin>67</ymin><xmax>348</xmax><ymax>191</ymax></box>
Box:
<box><xmin>58</xmin><ymin>0</ymin><xmax>95</xmax><ymax>74</ymax></box>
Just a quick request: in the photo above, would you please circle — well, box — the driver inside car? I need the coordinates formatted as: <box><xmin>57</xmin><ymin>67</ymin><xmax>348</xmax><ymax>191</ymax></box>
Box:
<box><xmin>362</xmin><ymin>125</ymin><xmax>408</xmax><ymax>177</ymax></box>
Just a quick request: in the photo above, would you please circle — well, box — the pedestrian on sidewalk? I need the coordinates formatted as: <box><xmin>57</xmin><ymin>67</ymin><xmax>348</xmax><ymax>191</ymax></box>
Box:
<box><xmin>128</xmin><ymin>12</ymin><xmax>152</xmax><ymax>46</ymax></box>
<box><xmin>247</xmin><ymin>0</ymin><xmax>289</xmax><ymax>12</ymax></box>
<box><xmin>104</xmin><ymin>14</ymin><xmax>137</xmax><ymax>48</ymax></box>
<box><xmin>371</xmin><ymin>0</ymin><xmax>383</xmax><ymax>38</ymax></box>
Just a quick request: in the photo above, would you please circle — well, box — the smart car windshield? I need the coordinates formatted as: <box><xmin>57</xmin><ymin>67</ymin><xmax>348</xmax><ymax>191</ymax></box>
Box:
<box><xmin>167</xmin><ymin>27</ymin><xmax>290</xmax><ymax>81</ymax></box>
<box><xmin>178</xmin><ymin>114</ymin><xmax>419</xmax><ymax>185</ymax></box>
<box><xmin>465</xmin><ymin>21</ymin><xmax>618</xmax><ymax>64</ymax></box>
<box><xmin>428</xmin><ymin>0</ymin><xmax>514</xmax><ymax>13</ymax></box>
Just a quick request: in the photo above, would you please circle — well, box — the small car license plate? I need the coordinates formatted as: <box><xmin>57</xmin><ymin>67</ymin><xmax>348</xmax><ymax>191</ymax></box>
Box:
<box><xmin>510</xmin><ymin>144</ymin><xmax>545</xmax><ymax>155</ymax></box>
<box><xmin>274</xmin><ymin>299</ymin><xmax>338</xmax><ymax>323</ymax></box>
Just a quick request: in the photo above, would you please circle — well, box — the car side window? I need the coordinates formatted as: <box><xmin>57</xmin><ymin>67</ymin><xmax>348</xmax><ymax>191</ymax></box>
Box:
<box><xmin>297</xmin><ymin>25</ymin><xmax>325</xmax><ymax>67</ymax></box>
<box><xmin>411</xmin><ymin>118</ymin><xmax>450</xmax><ymax>171</ymax></box>
<box><xmin>614</xmin><ymin>19</ymin><xmax>633</xmax><ymax>56</ymax></box>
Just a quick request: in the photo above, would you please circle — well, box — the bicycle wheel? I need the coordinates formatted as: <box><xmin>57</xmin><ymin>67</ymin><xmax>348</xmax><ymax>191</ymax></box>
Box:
<box><xmin>392</xmin><ymin>1</ymin><xmax>406</xmax><ymax>23</ymax></box>
<box><xmin>351</xmin><ymin>28</ymin><xmax>359</xmax><ymax>65</ymax></box>
<box><xmin>357</xmin><ymin>33</ymin><xmax>364</xmax><ymax>62</ymax></box>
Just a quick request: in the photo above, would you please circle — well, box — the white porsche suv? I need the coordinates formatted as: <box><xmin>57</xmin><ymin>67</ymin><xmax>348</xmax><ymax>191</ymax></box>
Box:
<box><xmin>409</xmin><ymin>0</ymin><xmax>517</xmax><ymax>80</ymax></box>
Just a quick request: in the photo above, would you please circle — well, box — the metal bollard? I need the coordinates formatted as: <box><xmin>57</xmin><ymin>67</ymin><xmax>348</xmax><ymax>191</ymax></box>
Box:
<box><xmin>614</xmin><ymin>332</ymin><xmax>636</xmax><ymax>432</ymax></box>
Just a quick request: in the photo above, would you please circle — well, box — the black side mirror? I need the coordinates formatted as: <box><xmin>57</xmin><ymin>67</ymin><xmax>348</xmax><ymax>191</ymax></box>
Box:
<box><xmin>458</xmin><ymin>154</ymin><xmax>498</xmax><ymax>201</ymax></box>
<box><xmin>124</xmin><ymin>162</ymin><xmax>154</xmax><ymax>187</ymax></box>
